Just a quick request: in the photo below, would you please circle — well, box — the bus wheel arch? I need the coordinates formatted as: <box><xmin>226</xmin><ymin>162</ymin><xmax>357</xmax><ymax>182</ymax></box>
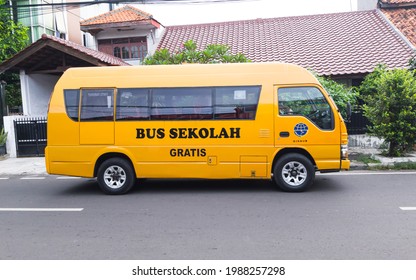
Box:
<box><xmin>272</xmin><ymin>149</ymin><xmax>316</xmax><ymax>192</ymax></box>
<box><xmin>95</xmin><ymin>153</ymin><xmax>136</xmax><ymax>195</ymax></box>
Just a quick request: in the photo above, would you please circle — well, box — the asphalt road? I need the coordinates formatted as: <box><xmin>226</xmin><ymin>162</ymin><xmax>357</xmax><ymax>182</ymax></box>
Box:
<box><xmin>0</xmin><ymin>171</ymin><xmax>416</xmax><ymax>260</ymax></box>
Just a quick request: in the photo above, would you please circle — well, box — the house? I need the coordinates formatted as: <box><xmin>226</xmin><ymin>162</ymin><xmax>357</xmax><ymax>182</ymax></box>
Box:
<box><xmin>0</xmin><ymin>34</ymin><xmax>128</xmax><ymax>157</ymax></box>
<box><xmin>157</xmin><ymin>9</ymin><xmax>414</xmax><ymax>86</ymax></box>
<box><xmin>8</xmin><ymin>0</ymin><xmax>83</xmax><ymax>44</ymax></box>
<box><xmin>80</xmin><ymin>5</ymin><xmax>164</xmax><ymax>65</ymax></box>
<box><xmin>0</xmin><ymin>5</ymin><xmax>163</xmax><ymax>116</ymax></box>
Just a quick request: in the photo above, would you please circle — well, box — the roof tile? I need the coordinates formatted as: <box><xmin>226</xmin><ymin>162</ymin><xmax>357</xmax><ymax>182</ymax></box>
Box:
<box><xmin>381</xmin><ymin>7</ymin><xmax>416</xmax><ymax>47</ymax></box>
<box><xmin>41</xmin><ymin>34</ymin><xmax>129</xmax><ymax>66</ymax></box>
<box><xmin>380</xmin><ymin>0</ymin><xmax>416</xmax><ymax>4</ymax></box>
<box><xmin>158</xmin><ymin>10</ymin><xmax>414</xmax><ymax>76</ymax></box>
<box><xmin>80</xmin><ymin>5</ymin><xmax>153</xmax><ymax>26</ymax></box>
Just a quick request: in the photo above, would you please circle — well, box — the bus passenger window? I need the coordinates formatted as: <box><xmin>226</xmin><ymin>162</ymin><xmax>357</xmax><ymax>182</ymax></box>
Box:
<box><xmin>80</xmin><ymin>89</ymin><xmax>114</xmax><ymax>121</ymax></box>
<box><xmin>278</xmin><ymin>87</ymin><xmax>334</xmax><ymax>130</ymax></box>
<box><xmin>116</xmin><ymin>89</ymin><xmax>149</xmax><ymax>120</ymax></box>
<box><xmin>64</xmin><ymin>89</ymin><xmax>80</xmax><ymax>121</ymax></box>
<box><xmin>214</xmin><ymin>86</ymin><xmax>260</xmax><ymax>120</ymax></box>
<box><xmin>151</xmin><ymin>88</ymin><xmax>212</xmax><ymax>120</ymax></box>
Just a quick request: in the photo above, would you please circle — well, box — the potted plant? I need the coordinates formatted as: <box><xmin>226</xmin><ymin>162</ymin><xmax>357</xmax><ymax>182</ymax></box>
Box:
<box><xmin>0</xmin><ymin>128</ymin><xmax>7</xmax><ymax>156</ymax></box>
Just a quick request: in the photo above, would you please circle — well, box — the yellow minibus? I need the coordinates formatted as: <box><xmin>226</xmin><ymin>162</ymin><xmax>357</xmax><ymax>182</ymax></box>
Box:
<box><xmin>46</xmin><ymin>62</ymin><xmax>350</xmax><ymax>194</ymax></box>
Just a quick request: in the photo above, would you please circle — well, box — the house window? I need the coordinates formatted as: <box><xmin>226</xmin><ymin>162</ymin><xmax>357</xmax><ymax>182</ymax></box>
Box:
<box><xmin>139</xmin><ymin>45</ymin><xmax>147</xmax><ymax>61</ymax></box>
<box><xmin>114</xmin><ymin>47</ymin><xmax>121</xmax><ymax>58</ymax></box>
<box><xmin>122</xmin><ymin>47</ymin><xmax>130</xmax><ymax>59</ymax></box>
<box><xmin>98</xmin><ymin>37</ymin><xmax>148</xmax><ymax>61</ymax></box>
<box><xmin>131</xmin><ymin>46</ymin><xmax>139</xmax><ymax>58</ymax></box>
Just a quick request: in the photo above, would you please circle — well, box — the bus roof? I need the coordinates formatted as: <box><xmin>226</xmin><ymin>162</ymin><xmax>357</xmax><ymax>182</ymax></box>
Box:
<box><xmin>56</xmin><ymin>62</ymin><xmax>319</xmax><ymax>89</ymax></box>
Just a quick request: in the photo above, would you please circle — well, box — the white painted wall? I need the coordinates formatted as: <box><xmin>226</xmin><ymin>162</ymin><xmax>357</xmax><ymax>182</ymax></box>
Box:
<box><xmin>356</xmin><ymin>0</ymin><xmax>378</xmax><ymax>10</ymax></box>
<box><xmin>20</xmin><ymin>71</ymin><xmax>59</xmax><ymax>116</ymax></box>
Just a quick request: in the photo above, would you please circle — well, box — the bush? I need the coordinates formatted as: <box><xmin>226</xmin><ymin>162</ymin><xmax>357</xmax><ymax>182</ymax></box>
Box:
<box><xmin>360</xmin><ymin>65</ymin><xmax>416</xmax><ymax>156</ymax></box>
<box><xmin>143</xmin><ymin>40</ymin><xmax>250</xmax><ymax>65</ymax></box>
<box><xmin>0</xmin><ymin>127</ymin><xmax>7</xmax><ymax>146</ymax></box>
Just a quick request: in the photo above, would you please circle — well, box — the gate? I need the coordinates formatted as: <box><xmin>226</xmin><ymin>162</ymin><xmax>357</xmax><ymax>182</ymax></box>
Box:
<box><xmin>14</xmin><ymin>117</ymin><xmax>47</xmax><ymax>157</ymax></box>
<box><xmin>346</xmin><ymin>108</ymin><xmax>370</xmax><ymax>135</ymax></box>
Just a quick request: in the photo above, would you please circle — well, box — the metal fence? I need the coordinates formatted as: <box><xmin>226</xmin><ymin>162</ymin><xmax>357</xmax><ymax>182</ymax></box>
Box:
<box><xmin>14</xmin><ymin>117</ymin><xmax>47</xmax><ymax>157</ymax></box>
<box><xmin>346</xmin><ymin>108</ymin><xmax>369</xmax><ymax>135</ymax></box>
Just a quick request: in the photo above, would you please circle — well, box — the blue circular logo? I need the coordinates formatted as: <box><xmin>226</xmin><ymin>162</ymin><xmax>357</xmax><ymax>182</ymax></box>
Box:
<box><xmin>294</xmin><ymin>123</ymin><xmax>308</xmax><ymax>137</ymax></box>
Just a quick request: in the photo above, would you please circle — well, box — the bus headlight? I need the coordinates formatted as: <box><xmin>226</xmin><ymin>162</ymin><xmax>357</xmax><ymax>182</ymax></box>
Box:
<box><xmin>341</xmin><ymin>144</ymin><xmax>348</xmax><ymax>159</ymax></box>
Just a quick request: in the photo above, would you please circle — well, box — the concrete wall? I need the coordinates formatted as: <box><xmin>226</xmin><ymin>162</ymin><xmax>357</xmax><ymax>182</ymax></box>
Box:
<box><xmin>356</xmin><ymin>0</ymin><xmax>378</xmax><ymax>10</ymax></box>
<box><xmin>348</xmin><ymin>134</ymin><xmax>384</xmax><ymax>148</ymax></box>
<box><xmin>20</xmin><ymin>71</ymin><xmax>59</xmax><ymax>116</ymax></box>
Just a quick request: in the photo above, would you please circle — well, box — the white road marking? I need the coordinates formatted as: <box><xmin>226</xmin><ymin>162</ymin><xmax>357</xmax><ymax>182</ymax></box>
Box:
<box><xmin>56</xmin><ymin>176</ymin><xmax>82</xmax><ymax>180</ymax></box>
<box><xmin>0</xmin><ymin>208</ymin><xmax>84</xmax><ymax>212</ymax></box>
<box><xmin>0</xmin><ymin>177</ymin><xmax>9</xmax><ymax>180</ymax></box>
<box><xmin>318</xmin><ymin>171</ymin><xmax>416</xmax><ymax>176</ymax></box>
<box><xmin>400</xmin><ymin>207</ymin><xmax>416</xmax><ymax>211</ymax></box>
<box><xmin>20</xmin><ymin>177</ymin><xmax>46</xmax><ymax>180</ymax></box>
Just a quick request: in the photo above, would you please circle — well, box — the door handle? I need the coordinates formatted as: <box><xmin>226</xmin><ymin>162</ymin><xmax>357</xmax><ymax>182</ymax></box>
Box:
<box><xmin>279</xmin><ymin>131</ymin><xmax>290</xmax><ymax>137</ymax></box>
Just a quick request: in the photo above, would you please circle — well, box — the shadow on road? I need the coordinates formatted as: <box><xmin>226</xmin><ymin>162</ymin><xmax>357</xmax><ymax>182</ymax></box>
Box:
<box><xmin>58</xmin><ymin>175</ymin><xmax>342</xmax><ymax>195</ymax></box>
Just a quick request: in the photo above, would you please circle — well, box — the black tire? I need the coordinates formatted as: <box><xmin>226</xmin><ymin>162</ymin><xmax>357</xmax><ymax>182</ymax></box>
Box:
<box><xmin>97</xmin><ymin>158</ymin><xmax>136</xmax><ymax>195</ymax></box>
<box><xmin>273</xmin><ymin>153</ymin><xmax>315</xmax><ymax>192</ymax></box>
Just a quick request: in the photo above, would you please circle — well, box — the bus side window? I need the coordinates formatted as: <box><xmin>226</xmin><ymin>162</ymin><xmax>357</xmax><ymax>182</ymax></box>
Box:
<box><xmin>64</xmin><ymin>89</ymin><xmax>80</xmax><ymax>121</ymax></box>
<box><xmin>278</xmin><ymin>87</ymin><xmax>334</xmax><ymax>130</ymax></box>
<box><xmin>151</xmin><ymin>88</ymin><xmax>213</xmax><ymax>120</ymax></box>
<box><xmin>80</xmin><ymin>89</ymin><xmax>114</xmax><ymax>121</ymax></box>
<box><xmin>116</xmin><ymin>89</ymin><xmax>149</xmax><ymax>120</ymax></box>
<box><xmin>214</xmin><ymin>86</ymin><xmax>260</xmax><ymax>120</ymax></box>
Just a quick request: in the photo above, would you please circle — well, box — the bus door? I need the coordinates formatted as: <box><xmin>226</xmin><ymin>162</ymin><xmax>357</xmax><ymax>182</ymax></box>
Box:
<box><xmin>79</xmin><ymin>88</ymin><xmax>115</xmax><ymax>145</ymax></box>
<box><xmin>274</xmin><ymin>86</ymin><xmax>340</xmax><ymax>165</ymax></box>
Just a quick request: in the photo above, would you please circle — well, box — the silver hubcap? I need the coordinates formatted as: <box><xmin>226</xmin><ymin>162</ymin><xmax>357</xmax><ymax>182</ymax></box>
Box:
<box><xmin>281</xmin><ymin>161</ymin><xmax>307</xmax><ymax>186</ymax></box>
<box><xmin>103</xmin><ymin>165</ymin><xmax>127</xmax><ymax>189</ymax></box>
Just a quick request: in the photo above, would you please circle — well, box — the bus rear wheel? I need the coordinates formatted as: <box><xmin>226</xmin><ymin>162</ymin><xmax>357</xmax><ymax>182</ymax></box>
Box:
<box><xmin>97</xmin><ymin>158</ymin><xmax>136</xmax><ymax>195</ymax></box>
<box><xmin>273</xmin><ymin>153</ymin><xmax>315</xmax><ymax>192</ymax></box>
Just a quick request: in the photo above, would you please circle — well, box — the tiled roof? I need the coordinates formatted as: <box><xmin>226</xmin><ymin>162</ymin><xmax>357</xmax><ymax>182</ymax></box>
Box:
<box><xmin>382</xmin><ymin>8</ymin><xmax>416</xmax><ymax>46</ymax></box>
<box><xmin>40</xmin><ymin>34</ymin><xmax>129</xmax><ymax>66</ymax></box>
<box><xmin>0</xmin><ymin>34</ymin><xmax>129</xmax><ymax>74</ymax></box>
<box><xmin>158</xmin><ymin>10</ymin><xmax>414</xmax><ymax>76</ymax></box>
<box><xmin>80</xmin><ymin>5</ymin><xmax>154</xmax><ymax>26</ymax></box>
<box><xmin>380</xmin><ymin>0</ymin><xmax>416</xmax><ymax>4</ymax></box>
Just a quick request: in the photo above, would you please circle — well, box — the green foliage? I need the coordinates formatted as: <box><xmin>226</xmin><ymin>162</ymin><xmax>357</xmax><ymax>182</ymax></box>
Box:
<box><xmin>0</xmin><ymin>0</ymin><xmax>29</xmax><ymax>62</ymax></box>
<box><xmin>143</xmin><ymin>40</ymin><xmax>251</xmax><ymax>65</ymax></box>
<box><xmin>360</xmin><ymin>65</ymin><xmax>416</xmax><ymax>157</ymax></box>
<box><xmin>2</xmin><ymin>73</ymin><xmax>21</xmax><ymax>107</ymax></box>
<box><xmin>316</xmin><ymin>75</ymin><xmax>358</xmax><ymax>120</ymax></box>
<box><xmin>0</xmin><ymin>127</ymin><xmax>7</xmax><ymax>145</ymax></box>
<box><xmin>409</xmin><ymin>51</ymin><xmax>416</xmax><ymax>71</ymax></box>
<box><xmin>1</xmin><ymin>0</ymin><xmax>28</xmax><ymax>108</ymax></box>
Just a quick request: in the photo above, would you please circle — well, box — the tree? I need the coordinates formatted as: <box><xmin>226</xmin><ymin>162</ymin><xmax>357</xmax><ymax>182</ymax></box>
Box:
<box><xmin>360</xmin><ymin>65</ymin><xmax>416</xmax><ymax>156</ymax></box>
<box><xmin>143</xmin><ymin>40</ymin><xmax>250</xmax><ymax>65</ymax></box>
<box><xmin>0</xmin><ymin>0</ymin><xmax>29</xmax><ymax>109</ymax></box>
<box><xmin>409</xmin><ymin>51</ymin><xmax>416</xmax><ymax>71</ymax></box>
<box><xmin>316</xmin><ymin>75</ymin><xmax>358</xmax><ymax>120</ymax></box>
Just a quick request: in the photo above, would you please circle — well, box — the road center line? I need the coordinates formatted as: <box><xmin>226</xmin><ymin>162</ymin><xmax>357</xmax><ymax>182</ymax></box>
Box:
<box><xmin>20</xmin><ymin>177</ymin><xmax>45</xmax><ymax>180</ymax></box>
<box><xmin>400</xmin><ymin>207</ymin><xmax>416</xmax><ymax>211</ymax></box>
<box><xmin>0</xmin><ymin>208</ymin><xmax>84</xmax><ymax>212</ymax></box>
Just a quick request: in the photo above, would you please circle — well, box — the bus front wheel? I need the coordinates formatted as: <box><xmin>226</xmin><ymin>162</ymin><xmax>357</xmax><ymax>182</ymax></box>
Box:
<box><xmin>273</xmin><ymin>153</ymin><xmax>315</xmax><ymax>192</ymax></box>
<box><xmin>97</xmin><ymin>158</ymin><xmax>136</xmax><ymax>195</ymax></box>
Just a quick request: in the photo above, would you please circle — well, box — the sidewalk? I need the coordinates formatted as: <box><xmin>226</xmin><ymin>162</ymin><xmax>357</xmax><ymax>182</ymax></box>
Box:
<box><xmin>0</xmin><ymin>156</ymin><xmax>47</xmax><ymax>176</ymax></box>
<box><xmin>1</xmin><ymin>149</ymin><xmax>416</xmax><ymax>176</ymax></box>
<box><xmin>348</xmin><ymin>147</ymin><xmax>416</xmax><ymax>170</ymax></box>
